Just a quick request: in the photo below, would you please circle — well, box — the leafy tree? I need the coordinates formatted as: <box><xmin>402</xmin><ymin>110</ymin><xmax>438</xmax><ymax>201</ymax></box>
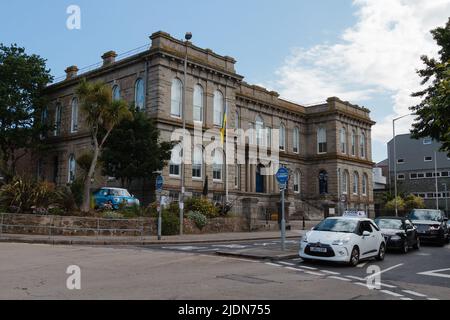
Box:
<box><xmin>411</xmin><ymin>19</ymin><xmax>450</xmax><ymax>153</ymax></box>
<box><xmin>75</xmin><ymin>79</ymin><xmax>132</xmax><ymax>213</ymax></box>
<box><xmin>404</xmin><ymin>194</ymin><xmax>426</xmax><ymax>211</ymax></box>
<box><xmin>0</xmin><ymin>44</ymin><xmax>53</xmax><ymax>179</ymax></box>
<box><xmin>385</xmin><ymin>197</ymin><xmax>405</xmax><ymax>211</ymax></box>
<box><xmin>100</xmin><ymin>110</ymin><xmax>172</xmax><ymax>188</ymax></box>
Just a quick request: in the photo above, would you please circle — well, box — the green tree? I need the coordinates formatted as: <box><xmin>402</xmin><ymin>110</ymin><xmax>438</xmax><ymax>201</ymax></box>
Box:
<box><xmin>75</xmin><ymin>79</ymin><xmax>132</xmax><ymax>213</ymax></box>
<box><xmin>404</xmin><ymin>194</ymin><xmax>426</xmax><ymax>212</ymax></box>
<box><xmin>411</xmin><ymin>19</ymin><xmax>450</xmax><ymax>153</ymax></box>
<box><xmin>385</xmin><ymin>197</ymin><xmax>406</xmax><ymax>211</ymax></box>
<box><xmin>0</xmin><ymin>44</ymin><xmax>53</xmax><ymax>179</ymax></box>
<box><xmin>100</xmin><ymin>110</ymin><xmax>172</xmax><ymax>188</ymax></box>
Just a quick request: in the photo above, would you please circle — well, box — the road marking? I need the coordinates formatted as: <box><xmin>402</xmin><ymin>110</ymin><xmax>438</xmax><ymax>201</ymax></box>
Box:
<box><xmin>285</xmin><ymin>267</ymin><xmax>304</xmax><ymax>272</ymax></box>
<box><xmin>401</xmin><ymin>298</ymin><xmax>414</xmax><ymax>300</ymax></box>
<box><xmin>292</xmin><ymin>258</ymin><xmax>303</xmax><ymax>261</ymax></box>
<box><xmin>381</xmin><ymin>290</ymin><xmax>404</xmax><ymax>298</ymax></box>
<box><xmin>365</xmin><ymin>264</ymin><xmax>404</xmax><ymax>280</ymax></box>
<box><xmin>265</xmin><ymin>262</ymin><xmax>282</xmax><ymax>268</ymax></box>
<box><xmin>305</xmin><ymin>271</ymin><xmax>326</xmax><ymax>276</ymax></box>
<box><xmin>297</xmin><ymin>265</ymin><xmax>318</xmax><ymax>270</ymax></box>
<box><xmin>162</xmin><ymin>246</ymin><xmax>206</xmax><ymax>251</ymax></box>
<box><xmin>346</xmin><ymin>276</ymin><xmax>366</xmax><ymax>281</ymax></box>
<box><xmin>320</xmin><ymin>270</ymin><xmax>341</xmax><ymax>275</ymax></box>
<box><xmin>427</xmin><ymin>298</ymin><xmax>440</xmax><ymax>301</ymax></box>
<box><xmin>357</xmin><ymin>262</ymin><xmax>368</xmax><ymax>268</ymax></box>
<box><xmin>197</xmin><ymin>249</ymin><xmax>218</xmax><ymax>252</ymax></box>
<box><xmin>214</xmin><ymin>244</ymin><xmax>249</xmax><ymax>249</ymax></box>
<box><xmin>402</xmin><ymin>290</ymin><xmax>427</xmax><ymax>298</ymax></box>
<box><xmin>279</xmin><ymin>261</ymin><xmax>295</xmax><ymax>266</ymax></box>
<box><xmin>379</xmin><ymin>282</ymin><xmax>397</xmax><ymax>289</ymax></box>
<box><xmin>328</xmin><ymin>276</ymin><xmax>351</xmax><ymax>282</ymax></box>
<box><xmin>417</xmin><ymin>268</ymin><xmax>450</xmax><ymax>279</ymax></box>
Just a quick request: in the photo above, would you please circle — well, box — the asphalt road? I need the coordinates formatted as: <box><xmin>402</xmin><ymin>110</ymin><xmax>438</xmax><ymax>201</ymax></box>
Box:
<box><xmin>146</xmin><ymin>239</ymin><xmax>450</xmax><ymax>300</ymax></box>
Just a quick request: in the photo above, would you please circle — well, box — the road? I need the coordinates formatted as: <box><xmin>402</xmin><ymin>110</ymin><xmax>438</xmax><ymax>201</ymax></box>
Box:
<box><xmin>0</xmin><ymin>240</ymin><xmax>449</xmax><ymax>300</ymax></box>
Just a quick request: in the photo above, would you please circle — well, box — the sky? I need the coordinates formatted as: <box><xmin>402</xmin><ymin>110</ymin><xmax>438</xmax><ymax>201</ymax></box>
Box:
<box><xmin>1</xmin><ymin>0</ymin><xmax>449</xmax><ymax>162</ymax></box>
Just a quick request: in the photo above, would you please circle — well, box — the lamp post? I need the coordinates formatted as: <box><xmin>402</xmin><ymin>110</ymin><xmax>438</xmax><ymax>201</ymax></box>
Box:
<box><xmin>392</xmin><ymin>113</ymin><xmax>413</xmax><ymax>217</ymax></box>
<box><xmin>179</xmin><ymin>32</ymin><xmax>192</xmax><ymax>235</ymax></box>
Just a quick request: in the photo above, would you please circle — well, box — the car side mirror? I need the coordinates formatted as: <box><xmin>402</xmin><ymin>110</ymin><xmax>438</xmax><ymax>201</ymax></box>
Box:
<box><xmin>362</xmin><ymin>231</ymin><xmax>371</xmax><ymax>237</ymax></box>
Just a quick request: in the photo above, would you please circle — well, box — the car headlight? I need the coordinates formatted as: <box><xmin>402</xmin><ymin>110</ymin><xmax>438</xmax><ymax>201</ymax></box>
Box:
<box><xmin>113</xmin><ymin>198</ymin><xmax>120</xmax><ymax>203</ymax></box>
<box><xmin>429</xmin><ymin>225</ymin><xmax>441</xmax><ymax>230</ymax></box>
<box><xmin>332</xmin><ymin>239</ymin><xmax>350</xmax><ymax>246</ymax></box>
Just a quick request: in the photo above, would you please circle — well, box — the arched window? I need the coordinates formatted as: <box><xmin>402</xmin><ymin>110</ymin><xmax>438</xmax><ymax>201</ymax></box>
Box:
<box><xmin>319</xmin><ymin>170</ymin><xmax>328</xmax><ymax>195</ymax></box>
<box><xmin>171</xmin><ymin>78</ymin><xmax>182</xmax><ymax>117</ymax></box>
<box><xmin>192</xmin><ymin>146</ymin><xmax>203</xmax><ymax>179</ymax></box>
<box><xmin>169</xmin><ymin>144</ymin><xmax>182</xmax><ymax>177</ymax></box>
<box><xmin>71</xmin><ymin>98</ymin><xmax>79</xmax><ymax>133</ymax></box>
<box><xmin>255</xmin><ymin>115</ymin><xmax>265</xmax><ymax>147</ymax></box>
<box><xmin>134</xmin><ymin>78</ymin><xmax>145</xmax><ymax>110</ymax></box>
<box><xmin>112</xmin><ymin>85</ymin><xmax>121</xmax><ymax>101</ymax></box>
<box><xmin>360</xmin><ymin>132</ymin><xmax>366</xmax><ymax>159</ymax></box>
<box><xmin>342</xmin><ymin>170</ymin><xmax>349</xmax><ymax>195</ymax></box>
<box><xmin>54</xmin><ymin>103</ymin><xmax>62</xmax><ymax>136</ymax></box>
<box><xmin>294</xmin><ymin>170</ymin><xmax>301</xmax><ymax>194</ymax></box>
<box><xmin>212</xmin><ymin>149</ymin><xmax>223</xmax><ymax>181</ymax></box>
<box><xmin>193</xmin><ymin>84</ymin><xmax>203</xmax><ymax>123</ymax></box>
<box><xmin>213</xmin><ymin>90</ymin><xmax>224</xmax><ymax>126</ymax></box>
<box><xmin>362</xmin><ymin>174</ymin><xmax>368</xmax><ymax>196</ymax></box>
<box><xmin>68</xmin><ymin>154</ymin><xmax>76</xmax><ymax>183</ymax></box>
<box><xmin>317</xmin><ymin>127</ymin><xmax>327</xmax><ymax>154</ymax></box>
<box><xmin>353</xmin><ymin>172</ymin><xmax>359</xmax><ymax>195</ymax></box>
<box><xmin>293</xmin><ymin>127</ymin><xmax>300</xmax><ymax>153</ymax></box>
<box><xmin>340</xmin><ymin>127</ymin><xmax>347</xmax><ymax>154</ymax></box>
<box><xmin>279</xmin><ymin>124</ymin><xmax>286</xmax><ymax>151</ymax></box>
<box><xmin>351</xmin><ymin>129</ymin><xmax>356</xmax><ymax>156</ymax></box>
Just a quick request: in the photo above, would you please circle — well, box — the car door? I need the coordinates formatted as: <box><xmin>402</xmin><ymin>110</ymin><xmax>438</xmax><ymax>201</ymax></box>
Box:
<box><xmin>360</xmin><ymin>221</ymin><xmax>378</xmax><ymax>257</ymax></box>
<box><xmin>404</xmin><ymin>220</ymin><xmax>416</xmax><ymax>246</ymax></box>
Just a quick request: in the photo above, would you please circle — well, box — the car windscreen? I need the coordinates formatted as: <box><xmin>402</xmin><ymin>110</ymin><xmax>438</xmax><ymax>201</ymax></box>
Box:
<box><xmin>375</xmin><ymin>219</ymin><xmax>403</xmax><ymax>230</ymax></box>
<box><xmin>108</xmin><ymin>189</ymin><xmax>131</xmax><ymax>197</ymax></box>
<box><xmin>409</xmin><ymin>210</ymin><xmax>442</xmax><ymax>222</ymax></box>
<box><xmin>314</xmin><ymin>219</ymin><xmax>358</xmax><ymax>233</ymax></box>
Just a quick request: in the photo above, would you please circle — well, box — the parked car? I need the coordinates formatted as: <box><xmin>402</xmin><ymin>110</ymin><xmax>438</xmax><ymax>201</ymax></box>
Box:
<box><xmin>93</xmin><ymin>187</ymin><xmax>140</xmax><ymax>210</ymax></box>
<box><xmin>299</xmin><ymin>215</ymin><xmax>386</xmax><ymax>266</ymax></box>
<box><xmin>407</xmin><ymin>209</ymin><xmax>449</xmax><ymax>246</ymax></box>
<box><xmin>374</xmin><ymin>217</ymin><xmax>420</xmax><ymax>253</ymax></box>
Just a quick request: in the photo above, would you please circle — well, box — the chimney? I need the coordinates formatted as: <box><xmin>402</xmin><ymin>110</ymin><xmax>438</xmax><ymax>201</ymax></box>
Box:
<box><xmin>101</xmin><ymin>50</ymin><xmax>118</xmax><ymax>66</ymax></box>
<box><xmin>65</xmin><ymin>65</ymin><xmax>79</xmax><ymax>80</ymax></box>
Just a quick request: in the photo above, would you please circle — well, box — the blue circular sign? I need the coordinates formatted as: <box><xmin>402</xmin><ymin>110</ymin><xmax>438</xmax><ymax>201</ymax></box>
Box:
<box><xmin>156</xmin><ymin>175</ymin><xmax>164</xmax><ymax>191</ymax></box>
<box><xmin>276</xmin><ymin>167</ymin><xmax>289</xmax><ymax>185</ymax></box>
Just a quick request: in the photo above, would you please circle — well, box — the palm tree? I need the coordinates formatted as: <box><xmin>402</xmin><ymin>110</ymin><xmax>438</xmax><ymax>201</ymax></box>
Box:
<box><xmin>76</xmin><ymin>79</ymin><xmax>132</xmax><ymax>213</ymax></box>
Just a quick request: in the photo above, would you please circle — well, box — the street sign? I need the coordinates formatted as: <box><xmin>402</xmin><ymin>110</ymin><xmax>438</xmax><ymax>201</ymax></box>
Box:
<box><xmin>156</xmin><ymin>175</ymin><xmax>164</xmax><ymax>192</ymax></box>
<box><xmin>276</xmin><ymin>167</ymin><xmax>289</xmax><ymax>185</ymax></box>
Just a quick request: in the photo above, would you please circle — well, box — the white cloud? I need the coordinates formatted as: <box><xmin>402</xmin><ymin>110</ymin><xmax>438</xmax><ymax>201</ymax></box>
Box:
<box><xmin>270</xmin><ymin>0</ymin><xmax>450</xmax><ymax>143</ymax></box>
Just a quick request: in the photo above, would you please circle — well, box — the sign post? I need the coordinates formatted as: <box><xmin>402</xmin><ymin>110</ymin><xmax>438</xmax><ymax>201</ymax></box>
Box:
<box><xmin>276</xmin><ymin>167</ymin><xmax>289</xmax><ymax>251</ymax></box>
<box><xmin>156</xmin><ymin>175</ymin><xmax>164</xmax><ymax>241</ymax></box>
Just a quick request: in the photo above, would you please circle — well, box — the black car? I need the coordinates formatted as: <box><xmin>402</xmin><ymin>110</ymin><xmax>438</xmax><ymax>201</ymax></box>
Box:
<box><xmin>408</xmin><ymin>209</ymin><xmax>449</xmax><ymax>246</ymax></box>
<box><xmin>374</xmin><ymin>217</ymin><xmax>420</xmax><ymax>253</ymax></box>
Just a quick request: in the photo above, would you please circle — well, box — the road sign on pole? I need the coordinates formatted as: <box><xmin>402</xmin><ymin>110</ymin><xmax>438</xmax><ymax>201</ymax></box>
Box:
<box><xmin>276</xmin><ymin>167</ymin><xmax>289</xmax><ymax>251</ymax></box>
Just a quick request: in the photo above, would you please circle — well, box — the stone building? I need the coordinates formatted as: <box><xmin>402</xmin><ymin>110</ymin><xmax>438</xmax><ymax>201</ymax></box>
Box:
<box><xmin>28</xmin><ymin>31</ymin><xmax>376</xmax><ymax>220</ymax></box>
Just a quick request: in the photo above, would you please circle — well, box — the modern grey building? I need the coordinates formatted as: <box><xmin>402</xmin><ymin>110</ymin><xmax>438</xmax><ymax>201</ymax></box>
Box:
<box><xmin>388</xmin><ymin>134</ymin><xmax>450</xmax><ymax>212</ymax></box>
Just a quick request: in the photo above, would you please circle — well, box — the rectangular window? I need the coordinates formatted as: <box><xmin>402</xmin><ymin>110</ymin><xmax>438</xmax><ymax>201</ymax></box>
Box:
<box><xmin>213</xmin><ymin>193</ymin><xmax>224</xmax><ymax>204</ymax></box>
<box><xmin>213</xmin><ymin>165</ymin><xmax>222</xmax><ymax>181</ymax></box>
<box><xmin>423</xmin><ymin>138</ymin><xmax>432</xmax><ymax>145</ymax></box>
<box><xmin>441</xmin><ymin>171</ymin><xmax>449</xmax><ymax>177</ymax></box>
<box><xmin>192</xmin><ymin>164</ymin><xmax>202</xmax><ymax>179</ymax></box>
<box><xmin>417</xmin><ymin>173</ymin><xmax>425</xmax><ymax>178</ymax></box>
<box><xmin>426</xmin><ymin>172</ymin><xmax>433</xmax><ymax>178</ymax></box>
<box><xmin>410</xmin><ymin>173</ymin><xmax>418</xmax><ymax>179</ymax></box>
<box><xmin>169</xmin><ymin>164</ymin><xmax>180</xmax><ymax>177</ymax></box>
<box><xmin>397</xmin><ymin>159</ymin><xmax>405</xmax><ymax>164</ymax></box>
<box><xmin>424</xmin><ymin>156</ymin><xmax>432</xmax><ymax>162</ymax></box>
<box><xmin>397</xmin><ymin>174</ymin><xmax>405</xmax><ymax>180</ymax></box>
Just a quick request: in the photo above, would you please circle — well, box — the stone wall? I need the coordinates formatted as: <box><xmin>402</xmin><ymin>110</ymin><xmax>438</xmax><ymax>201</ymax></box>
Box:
<box><xmin>0</xmin><ymin>213</ymin><xmax>248</xmax><ymax>237</ymax></box>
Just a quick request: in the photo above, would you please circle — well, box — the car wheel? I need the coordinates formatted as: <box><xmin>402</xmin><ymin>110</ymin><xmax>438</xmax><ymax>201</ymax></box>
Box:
<box><xmin>413</xmin><ymin>237</ymin><xmax>420</xmax><ymax>250</ymax></box>
<box><xmin>349</xmin><ymin>247</ymin><xmax>360</xmax><ymax>267</ymax></box>
<box><xmin>402</xmin><ymin>240</ymin><xmax>409</xmax><ymax>254</ymax></box>
<box><xmin>376</xmin><ymin>243</ymin><xmax>386</xmax><ymax>261</ymax></box>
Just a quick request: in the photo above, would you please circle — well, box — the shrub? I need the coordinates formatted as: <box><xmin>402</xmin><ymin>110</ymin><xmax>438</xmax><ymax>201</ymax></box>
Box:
<box><xmin>54</xmin><ymin>187</ymin><xmax>78</xmax><ymax>213</ymax></box>
<box><xmin>160</xmin><ymin>210</ymin><xmax>180</xmax><ymax>235</ymax></box>
<box><xmin>185</xmin><ymin>197</ymin><xmax>218</xmax><ymax>218</ymax></box>
<box><xmin>385</xmin><ymin>197</ymin><xmax>405</xmax><ymax>211</ymax></box>
<box><xmin>187</xmin><ymin>211</ymin><xmax>208</xmax><ymax>230</ymax></box>
<box><xmin>101</xmin><ymin>211</ymin><xmax>124</xmax><ymax>219</ymax></box>
<box><xmin>404</xmin><ymin>194</ymin><xmax>426</xmax><ymax>211</ymax></box>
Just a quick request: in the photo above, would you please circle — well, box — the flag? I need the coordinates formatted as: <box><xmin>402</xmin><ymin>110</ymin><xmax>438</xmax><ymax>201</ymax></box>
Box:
<box><xmin>220</xmin><ymin>103</ymin><xmax>227</xmax><ymax>145</ymax></box>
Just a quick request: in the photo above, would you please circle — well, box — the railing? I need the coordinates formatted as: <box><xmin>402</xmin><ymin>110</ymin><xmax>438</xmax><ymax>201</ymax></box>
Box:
<box><xmin>0</xmin><ymin>213</ymin><xmax>150</xmax><ymax>239</ymax></box>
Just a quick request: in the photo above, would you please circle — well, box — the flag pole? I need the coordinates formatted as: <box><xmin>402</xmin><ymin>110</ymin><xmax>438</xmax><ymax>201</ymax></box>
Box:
<box><xmin>225</xmin><ymin>86</ymin><xmax>229</xmax><ymax>203</ymax></box>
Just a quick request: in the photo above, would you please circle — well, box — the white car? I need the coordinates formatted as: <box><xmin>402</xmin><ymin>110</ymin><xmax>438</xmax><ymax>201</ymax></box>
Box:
<box><xmin>299</xmin><ymin>216</ymin><xmax>386</xmax><ymax>266</ymax></box>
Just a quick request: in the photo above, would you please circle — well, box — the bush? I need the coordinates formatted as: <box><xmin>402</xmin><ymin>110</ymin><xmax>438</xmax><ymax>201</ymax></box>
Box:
<box><xmin>185</xmin><ymin>197</ymin><xmax>218</xmax><ymax>218</ymax></box>
<box><xmin>160</xmin><ymin>210</ymin><xmax>180</xmax><ymax>235</ymax></box>
<box><xmin>404</xmin><ymin>194</ymin><xmax>426</xmax><ymax>211</ymax></box>
<box><xmin>187</xmin><ymin>211</ymin><xmax>207</xmax><ymax>230</ymax></box>
<box><xmin>101</xmin><ymin>211</ymin><xmax>124</xmax><ymax>219</ymax></box>
<box><xmin>385</xmin><ymin>197</ymin><xmax>405</xmax><ymax>211</ymax></box>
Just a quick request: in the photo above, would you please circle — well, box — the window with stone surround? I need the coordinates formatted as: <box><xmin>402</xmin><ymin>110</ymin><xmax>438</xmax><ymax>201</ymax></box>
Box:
<box><xmin>360</xmin><ymin>131</ymin><xmax>366</xmax><ymax>159</ymax></box>
<box><xmin>193</xmin><ymin>84</ymin><xmax>203</xmax><ymax>123</ymax></box>
<box><xmin>170</xmin><ymin>78</ymin><xmax>182</xmax><ymax>118</ymax></box>
<box><xmin>342</xmin><ymin>170</ymin><xmax>349</xmax><ymax>195</ymax></box>
<box><xmin>134</xmin><ymin>78</ymin><xmax>145</xmax><ymax>110</ymax></box>
<box><xmin>71</xmin><ymin>98</ymin><xmax>78</xmax><ymax>133</ymax></box>
<box><xmin>317</xmin><ymin>127</ymin><xmax>327</xmax><ymax>154</ymax></box>
<box><xmin>353</xmin><ymin>171</ymin><xmax>359</xmax><ymax>195</ymax></box>
<box><xmin>293</xmin><ymin>127</ymin><xmax>300</xmax><ymax>153</ymax></box>
<box><xmin>212</xmin><ymin>149</ymin><xmax>223</xmax><ymax>181</ymax></box>
<box><xmin>294</xmin><ymin>170</ymin><xmax>301</xmax><ymax>194</ymax></box>
<box><xmin>169</xmin><ymin>144</ymin><xmax>182</xmax><ymax>177</ymax></box>
<box><xmin>112</xmin><ymin>85</ymin><xmax>121</xmax><ymax>101</ymax></box>
<box><xmin>68</xmin><ymin>154</ymin><xmax>76</xmax><ymax>184</ymax></box>
<box><xmin>351</xmin><ymin>129</ymin><xmax>356</xmax><ymax>156</ymax></box>
<box><xmin>213</xmin><ymin>90</ymin><xmax>224</xmax><ymax>126</ymax></box>
<box><xmin>192</xmin><ymin>146</ymin><xmax>203</xmax><ymax>179</ymax></box>
<box><xmin>362</xmin><ymin>174</ymin><xmax>368</xmax><ymax>195</ymax></box>
<box><xmin>279</xmin><ymin>123</ymin><xmax>286</xmax><ymax>151</ymax></box>
<box><xmin>340</xmin><ymin>127</ymin><xmax>347</xmax><ymax>154</ymax></box>
<box><xmin>54</xmin><ymin>103</ymin><xmax>62</xmax><ymax>136</ymax></box>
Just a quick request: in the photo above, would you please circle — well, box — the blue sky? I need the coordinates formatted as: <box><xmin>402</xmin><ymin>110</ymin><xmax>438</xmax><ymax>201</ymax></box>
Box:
<box><xmin>1</xmin><ymin>0</ymin><xmax>449</xmax><ymax>162</ymax></box>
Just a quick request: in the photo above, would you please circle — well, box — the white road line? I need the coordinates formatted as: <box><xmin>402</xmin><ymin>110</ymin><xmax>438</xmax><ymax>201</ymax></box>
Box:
<box><xmin>427</xmin><ymin>298</ymin><xmax>440</xmax><ymax>301</ymax></box>
<box><xmin>297</xmin><ymin>265</ymin><xmax>319</xmax><ymax>270</ymax></box>
<box><xmin>379</xmin><ymin>282</ymin><xmax>397</xmax><ymax>289</ymax></box>
<box><xmin>320</xmin><ymin>270</ymin><xmax>341</xmax><ymax>275</ymax></box>
<box><xmin>292</xmin><ymin>258</ymin><xmax>303</xmax><ymax>261</ymax></box>
<box><xmin>365</xmin><ymin>264</ymin><xmax>404</xmax><ymax>280</ymax></box>
<box><xmin>305</xmin><ymin>271</ymin><xmax>326</xmax><ymax>276</ymax></box>
<box><xmin>279</xmin><ymin>261</ymin><xmax>295</xmax><ymax>266</ymax></box>
<box><xmin>285</xmin><ymin>267</ymin><xmax>304</xmax><ymax>272</ymax></box>
<box><xmin>418</xmin><ymin>268</ymin><xmax>450</xmax><ymax>279</ymax></box>
<box><xmin>357</xmin><ymin>262</ymin><xmax>368</xmax><ymax>268</ymax></box>
<box><xmin>402</xmin><ymin>290</ymin><xmax>427</xmax><ymax>298</ymax></box>
<box><xmin>328</xmin><ymin>276</ymin><xmax>351</xmax><ymax>282</ymax></box>
<box><xmin>265</xmin><ymin>262</ymin><xmax>282</xmax><ymax>267</ymax></box>
<box><xmin>401</xmin><ymin>298</ymin><xmax>414</xmax><ymax>301</ymax></box>
<box><xmin>346</xmin><ymin>275</ymin><xmax>366</xmax><ymax>281</ymax></box>
<box><xmin>381</xmin><ymin>290</ymin><xmax>404</xmax><ymax>298</ymax></box>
